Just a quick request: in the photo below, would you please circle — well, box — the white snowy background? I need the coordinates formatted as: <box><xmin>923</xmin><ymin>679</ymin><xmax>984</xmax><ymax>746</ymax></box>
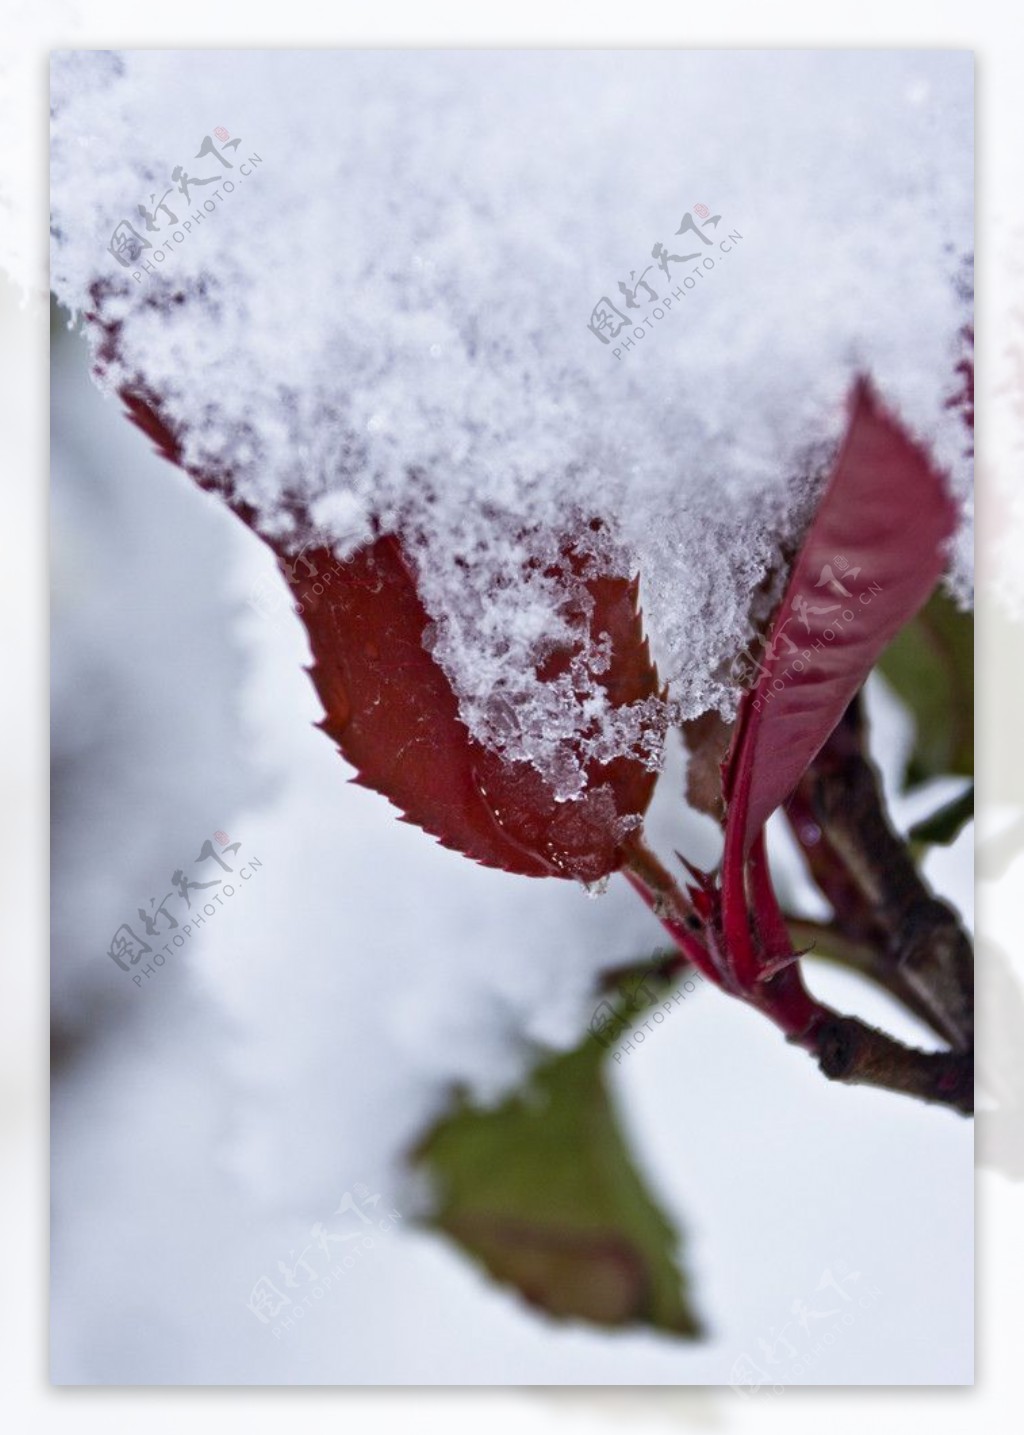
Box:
<box><xmin>48</xmin><ymin>49</ymin><xmax>974</xmax><ymax>1385</ymax></box>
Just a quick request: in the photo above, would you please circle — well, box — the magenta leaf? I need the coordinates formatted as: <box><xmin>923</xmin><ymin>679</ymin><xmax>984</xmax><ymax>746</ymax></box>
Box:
<box><xmin>724</xmin><ymin>377</ymin><xmax>960</xmax><ymax>863</ymax></box>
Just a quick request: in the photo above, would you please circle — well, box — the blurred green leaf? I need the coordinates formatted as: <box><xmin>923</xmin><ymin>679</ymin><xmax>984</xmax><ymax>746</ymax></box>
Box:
<box><xmin>413</xmin><ymin>970</ymin><xmax>702</xmax><ymax>1338</ymax></box>
<box><xmin>877</xmin><ymin>586</ymin><xmax>973</xmax><ymax>787</ymax></box>
<box><xmin>908</xmin><ymin>783</ymin><xmax>974</xmax><ymax>849</ymax></box>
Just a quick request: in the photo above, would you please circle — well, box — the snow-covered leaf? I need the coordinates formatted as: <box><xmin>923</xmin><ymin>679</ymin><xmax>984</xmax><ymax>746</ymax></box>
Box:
<box><xmin>119</xmin><ymin>388</ymin><xmax>661</xmax><ymax>879</ymax></box>
<box><xmin>297</xmin><ymin>533</ymin><xmax>661</xmax><ymax>881</ymax></box>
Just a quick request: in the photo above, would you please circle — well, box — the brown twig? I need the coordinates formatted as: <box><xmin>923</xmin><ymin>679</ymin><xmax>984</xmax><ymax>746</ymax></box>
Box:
<box><xmin>621</xmin><ymin>834</ymin><xmax>973</xmax><ymax>1114</ymax></box>
<box><xmin>785</xmin><ymin>694</ymin><xmax>973</xmax><ymax>1052</ymax></box>
<box><xmin>807</xmin><ymin>1015</ymin><xmax>973</xmax><ymax>1115</ymax></box>
<box><xmin>785</xmin><ymin>916</ymin><xmax>952</xmax><ymax>1043</ymax></box>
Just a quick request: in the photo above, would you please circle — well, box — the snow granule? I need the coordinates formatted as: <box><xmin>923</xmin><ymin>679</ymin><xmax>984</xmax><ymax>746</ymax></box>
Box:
<box><xmin>50</xmin><ymin>49</ymin><xmax>973</xmax><ymax>794</ymax></box>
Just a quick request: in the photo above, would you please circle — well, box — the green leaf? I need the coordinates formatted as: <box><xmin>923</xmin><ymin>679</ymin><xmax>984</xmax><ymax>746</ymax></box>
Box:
<box><xmin>876</xmin><ymin>586</ymin><xmax>973</xmax><ymax>787</ymax></box>
<box><xmin>907</xmin><ymin>783</ymin><xmax>974</xmax><ymax>849</ymax></box>
<box><xmin>413</xmin><ymin>972</ymin><xmax>703</xmax><ymax>1338</ymax></box>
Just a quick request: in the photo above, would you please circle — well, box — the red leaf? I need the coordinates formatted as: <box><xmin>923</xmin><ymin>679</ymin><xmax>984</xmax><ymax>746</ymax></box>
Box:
<box><xmin>293</xmin><ymin>534</ymin><xmax>660</xmax><ymax>881</ymax></box>
<box><xmin>724</xmin><ymin>376</ymin><xmax>960</xmax><ymax>862</ymax></box>
<box><xmin>117</xmin><ymin>382</ymin><xmax>661</xmax><ymax>882</ymax></box>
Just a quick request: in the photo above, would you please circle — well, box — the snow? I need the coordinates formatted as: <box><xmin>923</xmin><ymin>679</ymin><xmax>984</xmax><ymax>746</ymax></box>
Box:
<box><xmin>49</xmin><ymin>49</ymin><xmax>973</xmax><ymax>796</ymax></box>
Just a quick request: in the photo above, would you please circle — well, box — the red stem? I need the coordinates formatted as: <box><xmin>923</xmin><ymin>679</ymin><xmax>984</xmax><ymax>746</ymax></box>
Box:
<box><xmin>721</xmin><ymin>766</ymin><xmax>760</xmax><ymax>989</ymax></box>
<box><xmin>622</xmin><ymin>835</ymin><xmax>826</xmax><ymax>1044</ymax></box>
<box><xmin>620</xmin><ymin>826</ymin><xmax>970</xmax><ymax>1111</ymax></box>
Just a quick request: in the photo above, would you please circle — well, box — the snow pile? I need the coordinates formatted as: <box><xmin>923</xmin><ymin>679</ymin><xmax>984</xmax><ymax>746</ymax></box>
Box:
<box><xmin>50</xmin><ymin>49</ymin><xmax>973</xmax><ymax>793</ymax></box>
